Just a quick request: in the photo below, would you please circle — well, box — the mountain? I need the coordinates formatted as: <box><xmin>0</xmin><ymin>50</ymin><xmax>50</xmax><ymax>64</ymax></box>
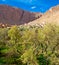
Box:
<box><xmin>28</xmin><ymin>5</ymin><xmax>59</xmax><ymax>25</ymax></box>
<box><xmin>0</xmin><ymin>5</ymin><xmax>42</xmax><ymax>26</ymax></box>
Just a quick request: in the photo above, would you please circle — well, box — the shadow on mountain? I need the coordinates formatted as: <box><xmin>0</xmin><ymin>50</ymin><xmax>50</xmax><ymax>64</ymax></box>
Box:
<box><xmin>0</xmin><ymin>5</ymin><xmax>42</xmax><ymax>25</ymax></box>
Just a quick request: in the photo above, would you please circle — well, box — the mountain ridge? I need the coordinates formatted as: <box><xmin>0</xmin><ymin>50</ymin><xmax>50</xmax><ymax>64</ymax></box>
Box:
<box><xmin>27</xmin><ymin>5</ymin><xmax>59</xmax><ymax>25</ymax></box>
<box><xmin>0</xmin><ymin>5</ymin><xmax>42</xmax><ymax>26</ymax></box>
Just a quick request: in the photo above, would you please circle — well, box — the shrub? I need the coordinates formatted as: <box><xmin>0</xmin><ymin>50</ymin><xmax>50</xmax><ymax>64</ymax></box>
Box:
<box><xmin>0</xmin><ymin>23</ymin><xmax>59</xmax><ymax>65</ymax></box>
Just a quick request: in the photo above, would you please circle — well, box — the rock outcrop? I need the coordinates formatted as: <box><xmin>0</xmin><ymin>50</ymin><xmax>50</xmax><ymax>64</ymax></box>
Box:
<box><xmin>28</xmin><ymin>5</ymin><xmax>59</xmax><ymax>25</ymax></box>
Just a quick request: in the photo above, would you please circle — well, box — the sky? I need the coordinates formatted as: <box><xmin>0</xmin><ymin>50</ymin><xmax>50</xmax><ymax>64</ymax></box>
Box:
<box><xmin>0</xmin><ymin>0</ymin><xmax>59</xmax><ymax>13</ymax></box>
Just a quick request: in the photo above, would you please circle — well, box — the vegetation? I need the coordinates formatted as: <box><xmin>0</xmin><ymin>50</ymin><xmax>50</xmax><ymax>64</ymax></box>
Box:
<box><xmin>0</xmin><ymin>23</ymin><xmax>59</xmax><ymax>65</ymax></box>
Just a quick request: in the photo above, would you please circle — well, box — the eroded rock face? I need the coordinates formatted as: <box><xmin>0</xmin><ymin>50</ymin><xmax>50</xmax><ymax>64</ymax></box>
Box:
<box><xmin>0</xmin><ymin>5</ymin><xmax>42</xmax><ymax>25</ymax></box>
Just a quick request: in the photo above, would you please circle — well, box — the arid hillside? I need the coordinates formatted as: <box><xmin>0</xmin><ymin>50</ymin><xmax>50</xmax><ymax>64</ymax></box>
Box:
<box><xmin>0</xmin><ymin>5</ymin><xmax>59</xmax><ymax>27</ymax></box>
<box><xmin>0</xmin><ymin>5</ymin><xmax>42</xmax><ymax>25</ymax></box>
<box><xmin>28</xmin><ymin>5</ymin><xmax>59</xmax><ymax>25</ymax></box>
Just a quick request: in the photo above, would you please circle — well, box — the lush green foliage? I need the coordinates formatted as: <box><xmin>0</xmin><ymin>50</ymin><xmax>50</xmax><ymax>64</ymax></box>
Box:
<box><xmin>0</xmin><ymin>24</ymin><xmax>59</xmax><ymax>65</ymax></box>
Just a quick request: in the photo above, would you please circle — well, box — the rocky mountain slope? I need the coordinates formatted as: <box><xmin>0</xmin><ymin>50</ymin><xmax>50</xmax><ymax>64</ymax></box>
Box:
<box><xmin>0</xmin><ymin>5</ymin><xmax>42</xmax><ymax>25</ymax></box>
<box><xmin>28</xmin><ymin>5</ymin><xmax>59</xmax><ymax>25</ymax></box>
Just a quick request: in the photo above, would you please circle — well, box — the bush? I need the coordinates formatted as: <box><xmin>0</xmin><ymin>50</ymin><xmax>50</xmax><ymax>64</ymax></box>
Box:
<box><xmin>0</xmin><ymin>24</ymin><xmax>59</xmax><ymax>65</ymax></box>
<box><xmin>37</xmin><ymin>54</ymin><xmax>50</xmax><ymax>65</ymax></box>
